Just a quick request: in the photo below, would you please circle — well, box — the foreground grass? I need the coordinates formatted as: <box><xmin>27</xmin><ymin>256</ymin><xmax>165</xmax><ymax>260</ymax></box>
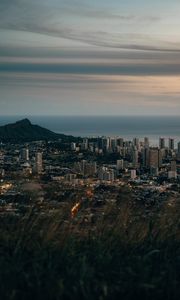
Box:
<box><xmin>0</xmin><ymin>200</ymin><xmax>179</xmax><ymax>300</ymax></box>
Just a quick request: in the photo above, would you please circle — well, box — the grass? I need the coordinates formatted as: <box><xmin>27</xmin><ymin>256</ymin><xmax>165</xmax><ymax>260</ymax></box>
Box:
<box><xmin>0</xmin><ymin>198</ymin><xmax>179</xmax><ymax>300</ymax></box>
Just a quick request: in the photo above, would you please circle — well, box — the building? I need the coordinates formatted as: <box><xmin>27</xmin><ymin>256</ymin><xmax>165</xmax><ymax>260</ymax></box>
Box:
<box><xmin>82</xmin><ymin>139</ymin><xmax>88</xmax><ymax>150</ymax></box>
<box><xmin>178</xmin><ymin>142</ymin><xmax>180</xmax><ymax>154</ymax></box>
<box><xmin>149</xmin><ymin>148</ymin><xmax>161</xmax><ymax>169</ymax></box>
<box><xmin>133</xmin><ymin>137</ymin><xmax>139</xmax><ymax>149</ymax></box>
<box><xmin>132</xmin><ymin>147</ymin><xmax>138</xmax><ymax>168</ymax></box>
<box><xmin>0</xmin><ymin>169</ymin><xmax>5</xmax><ymax>178</ymax></box>
<box><xmin>130</xmin><ymin>169</ymin><xmax>136</xmax><ymax>180</ymax></box>
<box><xmin>21</xmin><ymin>148</ymin><xmax>29</xmax><ymax>161</ymax></box>
<box><xmin>84</xmin><ymin>162</ymin><xmax>97</xmax><ymax>176</ymax></box>
<box><xmin>35</xmin><ymin>152</ymin><xmax>43</xmax><ymax>174</ymax></box>
<box><xmin>22</xmin><ymin>162</ymin><xmax>32</xmax><ymax>176</ymax></box>
<box><xmin>117</xmin><ymin>138</ymin><xmax>124</xmax><ymax>147</ymax></box>
<box><xmin>168</xmin><ymin>171</ymin><xmax>177</xmax><ymax>179</ymax></box>
<box><xmin>144</xmin><ymin>137</ymin><xmax>149</xmax><ymax>147</ymax></box>
<box><xmin>159</xmin><ymin>137</ymin><xmax>165</xmax><ymax>149</ymax></box>
<box><xmin>65</xmin><ymin>174</ymin><xmax>77</xmax><ymax>182</ymax></box>
<box><xmin>117</xmin><ymin>159</ymin><xmax>124</xmax><ymax>170</ymax></box>
<box><xmin>74</xmin><ymin>160</ymin><xmax>97</xmax><ymax>176</ymax></box>
<box><xmin>150</xmin><ymin>167</ymin><xmax>159</xmax><ymax>176</ymax></box>
<box><xmin>178</xmin><ymin>142</ymin><xmax>180</xmax><ymax>159</ymax></box>
<box><xmin>169</xmin><ymin>138</ymin><xmax>174</xmax><ymax>150</ymax></box>
<box><xmin>110</xmin><ymin>138</ymin><xmax>117</xmax><ymax>152</ymax></box>
<box><xmin>71</xmin><ymin>142</ymin><xmax>76</xmax><ymax>151</ymax></box>
<box><xmin>98</xmin><ymin>167</ymin><xmax>116</xmax><ymax>181</ymax></box>
<box><xmin>170</xmin><ymin>160</ymin><xmax>177</xmax><ymax>172</ymax></box>
<box><xmin>142</xmin><ymin>146</ymin><xmax>149</xmax><ymax>168</ymax></box>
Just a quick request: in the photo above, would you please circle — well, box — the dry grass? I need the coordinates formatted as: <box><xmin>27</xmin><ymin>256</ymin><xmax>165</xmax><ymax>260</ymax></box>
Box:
<box><xmin>0</xmin><ymin>198</ymin><xmax>179</xmax><ymax>300</ymax></box>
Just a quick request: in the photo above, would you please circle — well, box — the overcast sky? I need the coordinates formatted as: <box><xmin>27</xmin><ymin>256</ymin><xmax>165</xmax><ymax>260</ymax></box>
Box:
<box><xmin>0</xmin><ymin>0</ymin><xmax>180</xmax><ymax>115</ymax></box>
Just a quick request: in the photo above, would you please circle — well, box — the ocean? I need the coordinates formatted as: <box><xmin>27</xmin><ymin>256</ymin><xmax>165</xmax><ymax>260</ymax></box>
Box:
<box><xmin>0</xmin><ymin>115</ymin><xmax>179</xmax><ymax>146</ymax></box>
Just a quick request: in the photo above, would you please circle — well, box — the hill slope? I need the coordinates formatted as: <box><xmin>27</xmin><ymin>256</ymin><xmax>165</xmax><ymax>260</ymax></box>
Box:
<box><xmin>0</xmin><ymin>119</ymin><xmax>76</xmax><ymax>142</ymax></box>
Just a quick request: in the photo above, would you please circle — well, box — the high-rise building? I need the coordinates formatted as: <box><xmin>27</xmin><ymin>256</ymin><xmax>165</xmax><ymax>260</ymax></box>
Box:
<box><xmin>142</xmin><ymin>146</ymin><xmax>149</xmax><ymax>167</ymax></box>
<box><xmin>82</xmin><ymin>138</ymin><xmax>88</xmax><ymax>150</ymax></box>
<box><xmin>133</xmin><ymin>137</ymin><xmax>139</xmax><ymax>149</ymax></box>
<box><xmin>168</xmin><ymin>161</ymin><xmax>177</xmax><ymax>179</ymax></box>
<box><xmin>159</xmin><ymin>137</ymin><xmax>165</xmax><ymax>149</ymax></box>
<box><xmin>170</xmin><ymin>160</ymin><xmax>176</xmax><ymax>172</ymax></box>
<box><xmin>144</xmin><ymin>137</ymin><xmax>149</xmax><ymax>148</ymax></box>
<box><xmin>178</xmin><ymin>142</ymin><xmax>180</xmax><ymax>159</ymax></box>
<box><xmin>99</xmin><ymin>137</ymin><xmax>110</xmax><ymax>152</ymax></box>
<box><xmin>35</xmin><ymin>152</ymin><xmax>43</xmax><ymax>174</ymax></box>
<box><xmin>117</xmin><ymin>159</ymin><xmax>124</xmax><ymax>170</ymax></box>
<box><xmin>71</xmin><ymin>142</ymin><xmax>76</xmax><ymax>151</ymax></box>
<box><xmin>98</xmin><ymin>167</ymin><xmax>116</xmax><ymax>181</ymax></box>
<box><xmin>132</xmin><ymin>147</ymin><xmax>138</xmax><ymax>168</ymax></box>
<box><xmin>21</xmin><ymin>148</ymin><xmax>29</xmax><ymax>161</ymax></box>
<box><xmin>85</xmin><ymin>162</ymin><xmax>97</xmax><ymax>176</ymax></box>
<box><xmin>158</xmin><ymin>149</ymin><xmax>163</xmax><ymax>167</ymax></box>
<box><xmin>178</xmin><ymin>142</ymin><xmax>180</xmax><ymax>154</ymax></box>
<box><xmin>169</xmin><ymin>138</ymin><xmax>174</xmax><ymax>150</ymax></box>
<box><xmin>130</xmin><ymin>169</ymin><xmax>136</xmax><ymax>180</ymax></box>
<box><xmin>149</xmin><ymin>148</ymin><xmax>160</xmax><ymax>168</ymax></box>
<box><xmin>76</xmin><ymin>160</ymin><xmax>97</xmax><ymax>176</ymax></box>
<box><xmin>117</xmin><ymin>138</ymin><xmax>124</xmax><ymax>147</ymax></box>
<box><xmin>110</xmin><ymin>138</ymin><xmax>117</xmax><ymax>151</ymax></box>
<box><xmin>81</xmin><ymin>160</ymin><xmax>87</xmax><ymax>175</ymax></box>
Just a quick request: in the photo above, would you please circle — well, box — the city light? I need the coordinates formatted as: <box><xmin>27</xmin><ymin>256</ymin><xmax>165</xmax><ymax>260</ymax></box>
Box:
<box><xmin>71</xmin><ymin>202</ymin><xmax>81</xmax><ymax>218</ymax></box>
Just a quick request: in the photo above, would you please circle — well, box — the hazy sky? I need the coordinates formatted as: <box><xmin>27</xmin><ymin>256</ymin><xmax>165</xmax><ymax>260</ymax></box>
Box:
<box><xmin>0</xmin><ymin>0</ymin><xmax>180</xmax><ymax>115</ymax></box>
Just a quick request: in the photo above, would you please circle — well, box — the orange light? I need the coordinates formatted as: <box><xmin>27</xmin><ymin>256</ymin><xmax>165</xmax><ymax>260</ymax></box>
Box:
<box><xmin>71</xmin><ymin>202</ymin><xmax>81</xmax><ymax>218</ymax></box>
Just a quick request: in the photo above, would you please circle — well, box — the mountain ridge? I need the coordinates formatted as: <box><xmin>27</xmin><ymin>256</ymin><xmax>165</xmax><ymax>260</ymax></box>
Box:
<box><xmin>0</xmin><ymin>118</ymin><xmax>78</xmax><ymax>142</ymax></box>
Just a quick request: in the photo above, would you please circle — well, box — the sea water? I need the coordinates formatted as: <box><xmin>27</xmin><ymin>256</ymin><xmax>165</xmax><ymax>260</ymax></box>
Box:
<box><xmin>0</xmin><ymin>115</ymin><xmax>179</xmax><ymax>146</ymax></box>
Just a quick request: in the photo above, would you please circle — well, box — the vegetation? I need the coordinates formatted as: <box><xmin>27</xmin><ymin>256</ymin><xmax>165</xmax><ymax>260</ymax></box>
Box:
<box><xmin>0</xmin><ymin>198</ymin><xmax>179</xmax><ymax>300</ymax></box>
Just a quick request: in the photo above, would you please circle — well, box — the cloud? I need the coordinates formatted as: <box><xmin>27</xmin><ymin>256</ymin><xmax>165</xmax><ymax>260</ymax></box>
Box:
<box><xmin>1</xmin><ymin>61</ymin><xmax>180</xmax><ymax>76</ymax></box>
<box><xmin>0</xmin><ymin>0</ymin><xmax>160</xmax><ymax>22</ymax></box>
<box><xmin>0</xmin><ymin>0</ymin><xmax>178</xmax><ymax>52</ymax></box>
<box><xmin>0</xmin><ymin>72</ymin><xmax>180</xmax><ymax>116</ymax></box>
<box><xmin>1</xmin><ymin>71</ymin><xmax>180</xmax><ymax>94</ymax></box>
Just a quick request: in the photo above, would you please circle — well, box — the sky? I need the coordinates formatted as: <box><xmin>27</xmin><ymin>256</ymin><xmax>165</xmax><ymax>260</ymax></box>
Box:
<box><xmin>0</xmin><ymin>0</ymin><xmax>180</xmax><ymax>116</ymax></box>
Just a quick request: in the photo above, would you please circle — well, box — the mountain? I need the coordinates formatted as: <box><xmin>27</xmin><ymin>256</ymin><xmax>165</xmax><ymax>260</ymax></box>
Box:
<box><xmin>0</xmin><ymin>118</ymin><xmax>77</xmax><ymax>142</ymax></box>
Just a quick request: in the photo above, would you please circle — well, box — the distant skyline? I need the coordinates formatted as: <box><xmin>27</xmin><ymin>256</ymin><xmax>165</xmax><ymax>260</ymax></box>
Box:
<box><xmin>0</xmin><ymin>0</ymin><xmax>180</xmax><ymax>115</ymax></box>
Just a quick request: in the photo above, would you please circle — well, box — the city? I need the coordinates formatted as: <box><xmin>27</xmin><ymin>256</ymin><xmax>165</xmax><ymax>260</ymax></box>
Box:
<box><xmin>1</xmin><ymin>0</ymin><xmax>180</xmax><ymax>298</ymax></box>
<box><xmin>0</xmin><ymin>133</ymin><xmax>179</xmax><ymax>221</ymax></box>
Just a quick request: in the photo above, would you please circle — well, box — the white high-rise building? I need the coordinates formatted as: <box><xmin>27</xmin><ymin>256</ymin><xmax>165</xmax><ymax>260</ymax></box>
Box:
<box><xmin>71</xmin><ymin>142</ymin><xmax>76</xmax><ymax>151</ymax></box>
<box><xmin>130</xmin><ymin>169</ymin><xmax>137</xmax><ymax>180</ymax></box>
<box><xmin>35</xmin><ymin>152</ymin><xmax>43</xmax><ymax>174</ymax></box>
<box><xmin>132</xmin><ymin>147</ymin><xmax>138</xmax><ymax>168</ymax></box>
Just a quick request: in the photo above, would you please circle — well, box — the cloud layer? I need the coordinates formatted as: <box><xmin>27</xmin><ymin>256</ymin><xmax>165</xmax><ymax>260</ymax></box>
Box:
<box><xmin>1</xmin><ymin>0</ymin><xmax>180</xmax><ymax>51</ymax></box>
<box><xmin>0</xmin><ymin>0</ymin><xmax>180</xmax><ymax>116</ymax></box>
